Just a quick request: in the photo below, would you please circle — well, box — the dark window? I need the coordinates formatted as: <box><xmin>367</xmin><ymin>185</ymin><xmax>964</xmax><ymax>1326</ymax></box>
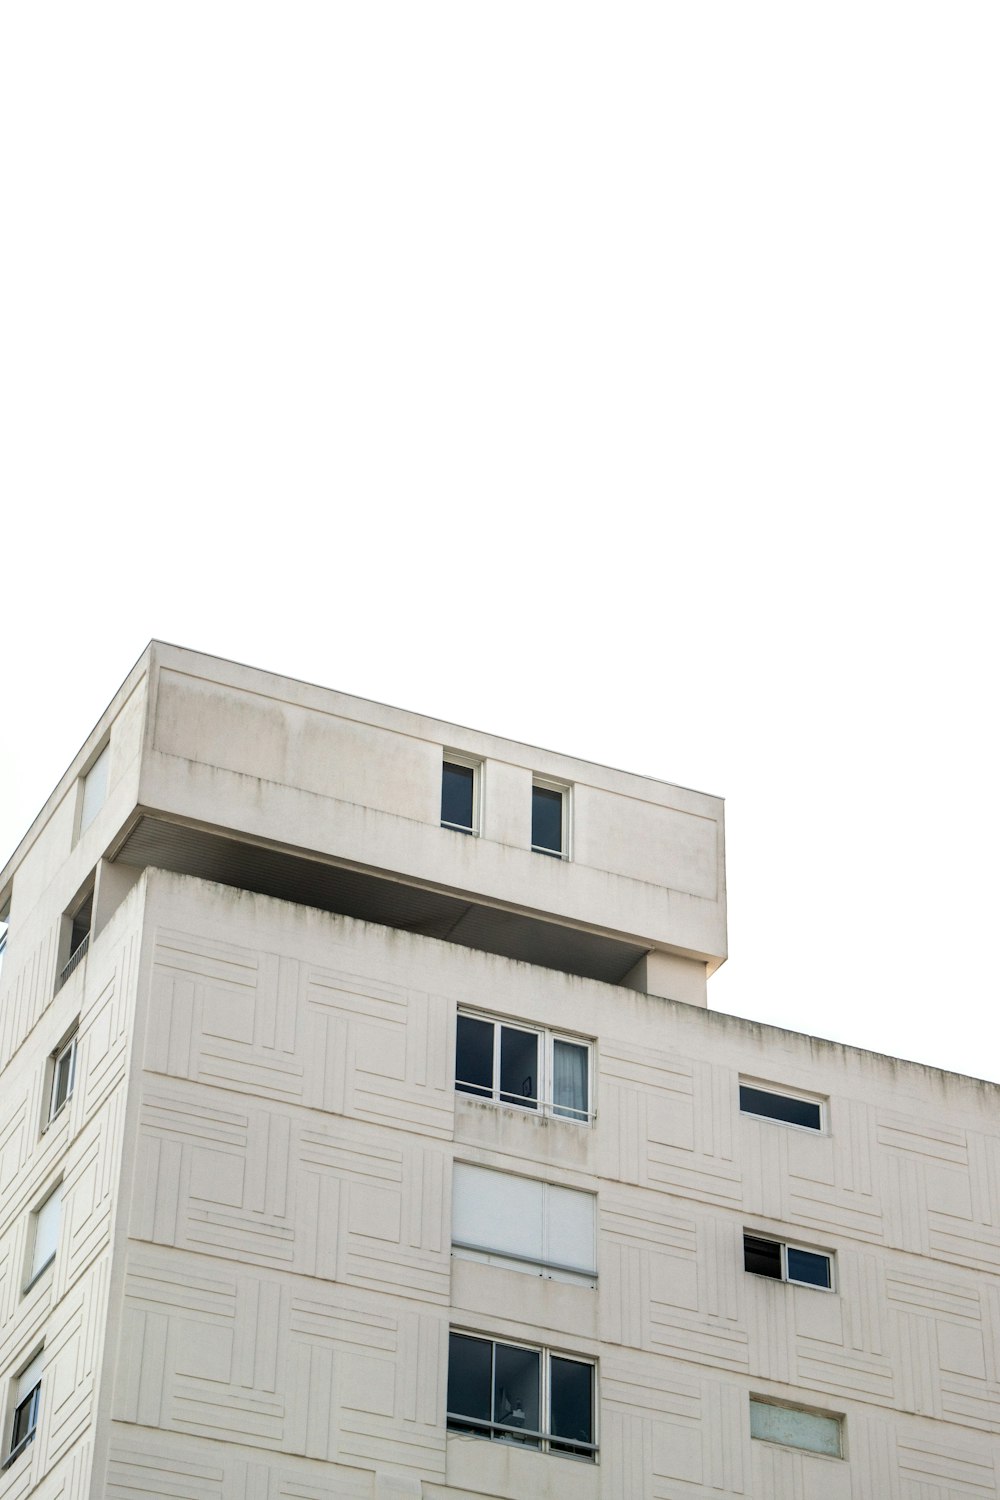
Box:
<box><xmin>744</xmin><ymin>1232</ymin><xmax>832</xmax><ymax>1289</ymax></box>
<box><xmin>447</xmin><ymin>1333</ymin><xmax>595</xmax><ymax>1460</ymax></box>
<box><xmin>455</xmin><ymin>1011</ymin><xmax>590</xmax><ymax>1122</ymax></box>
<box><xmin>739</xmin><ymin>1084</ymin><xmax>822</xmax><ymax>1131</ymax></box>
<box><xmin>744</xmin><ymin>1234</ymin><xmax>782</xmax><ymax>1279</ymax></box>
<box><xmin>456</xmin><ymin>1015</ymin><xmax>494</xmax><ymax>1098</ymax></box>
<box><xmin>49</xmin><ymin>1032</ymin><xmax>78</xmax><ymax>1121</ymax></box>
<box><xmin>442</xmin><ymin>762</ymin><xmax>476</xmax><ymax>833</ymax></box>
<box><xmin>549</xmin><ymin>1356</ymin><xmax>594</xmax><ymax>1457</ymax></box>
<box><xmin>786</xmin><ymin>1247</ymin><xmax>832</xmax><ymax>1289</ymax></box>
<box><xmin>5</xmin><ymin>1381</ymin><xmax>40</xmax><ymax>1468</ymax></box>
<box><xmin>499</xmin><ymin>1026</ymin><xmax>537</xmax><ymax>1108</ymax></box>
<box><xmin>531</xmin><ymin>785</ymin><xmax>564</xmax><ymax>856</ymax></box>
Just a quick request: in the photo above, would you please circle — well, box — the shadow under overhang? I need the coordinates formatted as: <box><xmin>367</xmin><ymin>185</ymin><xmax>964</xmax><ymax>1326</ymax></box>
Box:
<box><xmin>113</xmin><ymin>814</ymin><xmax>648</xmax><ymax>985</ymax></box>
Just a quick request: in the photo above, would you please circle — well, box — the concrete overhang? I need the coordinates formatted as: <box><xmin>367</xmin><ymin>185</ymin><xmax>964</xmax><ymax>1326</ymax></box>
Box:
<box><xmin>111</xmin><ymin>813</ymin><xmax>649</xmax><ymax>986</ymax></box>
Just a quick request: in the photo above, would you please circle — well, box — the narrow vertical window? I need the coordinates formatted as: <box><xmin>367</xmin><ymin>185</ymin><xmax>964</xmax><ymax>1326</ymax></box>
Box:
<box><xmin>442</xmin><ymin>758</ymin><xmax>478</xmax><ymax>834</ymax></box>
<box><xmin>79</xmin><ymin>743</ymin><xmax>110</xmax><ymax>834</ymax></box>
<box><xmin>48</xmin><ymin>1031</ymin><xmax>78</xmax><ymax>1123</ymax></box>
<box><xmin>27</xmin><ymin>1182</ymin><xmax>62</xmax><ymax>1287</ymax></box>
<box><xmin>0</xmin><ymin>896</ymin><xmax>9</xmax><ymax>984</ymax></box>
<box><xmin>552</xmin><ymin>1039</ymin><xmax>589</xmax><ymax>1121</ymax></box>
<box><xmin>549</xmin><ymin>1356</ymin><xmax>594</xmax><ymax>1458</ymax></box>
<box><xmin>4</xmin><ymin>1352</ymin><xmax>43</xmax><ymax>1467</ymax></box>
<box><xmin>531</xmin><ymin>783</ymin><xmax>565</xmax><ymax>857</ymax></box>
<box><xmin>456</xmin><ymin>1015</ymin><xmax>495</xmax><ymax>1098</ymax></box>
<box><xmin>499</xmin><ymin>1026</ymin><xmax>538</xmax><ymax>1109</ymax></box>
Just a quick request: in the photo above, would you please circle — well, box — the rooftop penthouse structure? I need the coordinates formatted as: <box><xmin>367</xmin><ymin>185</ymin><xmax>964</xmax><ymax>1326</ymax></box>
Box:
<box><xmin>1</xmin><ymin>642</ymin><xmax>997</xmax><ymax>1499</ymax></box>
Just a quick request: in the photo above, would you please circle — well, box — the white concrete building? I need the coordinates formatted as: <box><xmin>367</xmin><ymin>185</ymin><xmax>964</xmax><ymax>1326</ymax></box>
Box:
<box><xmin>1</xmin><ymin>641</ymin><xmax>998</xmax><ymax>1500</ymax></box>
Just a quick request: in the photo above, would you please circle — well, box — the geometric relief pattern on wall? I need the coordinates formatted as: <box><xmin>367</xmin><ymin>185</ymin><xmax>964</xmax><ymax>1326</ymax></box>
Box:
<box><xmin>877</xmin><ymin>1107</ymin><xmax>977</xmax><ymax>1264</ymax></box>
<box><xmin>785</xmin><ymin>1101</ymin><xmax>884</xmax><ymax>1248</ymax></box>
<box><xmin>106</xmin><ymin>1431</ymin><xmax>376</xmax><ymax>1499</ymax></box>
<box><xmin>599</xmin><ymin>1046</ymin><xmax>740</xmax><ymax>1208</ymax></box>
<box><xmin>926</xmin><ymin>1132</ymin><xmax>1000</xmax><ymax>1278</ymax></box>
<box><xmin>146</xmin><ymin>932</ymin><xmax>452</xmax><ymax>1140</ymax></box>
<box><xmin>884</xmin><ymin>1266</ymin><xmax>1000</xmax><ymax>1434</ymax></box>
<box><xmin>794</xmin><ymin>1249</ymin><xmax>895</xmax><ymax>1411</ymax></box>
<box><xmin>897</xmin><ymin>1432</ymin><xmax>998</xmax><ymax>1497</ymax></box>
<box><xmin>601</xmin><ymin>1189</ymin><xmax>747</xmax><ymax>1375</ymax></box>
<box><xmin>113</xmin><ymin>1251</ymin><xmax>447</xmax><ymax>1485</ymax></box>
<box><xmin>130</xmin><ymin>1084</ymin><xmax>449</xmax><ymax>1303</ymax></box>
<box><xmin>600</xmin><ymin>1361</ymin><xmax>748</xmax><ymax>1498</ymax></box>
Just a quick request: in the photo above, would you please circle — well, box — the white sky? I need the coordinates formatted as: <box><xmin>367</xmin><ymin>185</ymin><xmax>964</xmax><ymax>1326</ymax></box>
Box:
<box><xmin>2</xmin><ymin>5</ymin><xmax>997</xmax><ymax>1082</ymax></box>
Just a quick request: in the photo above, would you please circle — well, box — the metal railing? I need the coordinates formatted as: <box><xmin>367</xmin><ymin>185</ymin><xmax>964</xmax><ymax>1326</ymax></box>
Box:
<box><xmin>446</xmin><ymin>1412</ymin><xmax>596</xmax><ymax>1456</ymax></box>
<box><xmin>57</xmin><ymin>933</ymin><xmax>89</xmax><ymax>990</ymax></box>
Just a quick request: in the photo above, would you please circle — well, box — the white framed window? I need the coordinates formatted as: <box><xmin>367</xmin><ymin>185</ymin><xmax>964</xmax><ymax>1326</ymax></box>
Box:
<box><xmin>739</xmin><ymin>1079</ymin><xmax>825</xmax><ymax>1132</ymax></box>
<box><xmin>452</xmin><ymin>1164</ymin><xmax>597</xmax><ymax>1285</ymax></box>
<box><xmin>743</xmin><ymin>1232</ymin><xmax>833</xmax><ymax>1290</ymax></box>
<box><xmin>455</xmin><ymin>1010</ymin><xmax>592</xmax><ymax>1123</ymax></box>
<box><xmin>441</xmin><ymin>753</ymin><xmax>481</xmax><ymax>836</ymax></box>
<box><xmin>447</xmin><ymin>1331</ymin><xmax>596</xmax><ymax>1461</ymax></box>
<box><xmin>4</xmin><ymin>1350</ymin><xmax>43</xmax><ymax>1469</ymax></box>
<box><xmin>46</xmin><ymin>1029</ymin><xmax>78</xmax><ymax>1126</ymax></box>
<box><xmin>531</xmin><ymin>778</ymin><xmax>570</xmax><ymax>859</ymax></box>
<box><xmin>25</xmin><ymin>1182</ymin><xmax>62</xmax><ymax>1289</ymax></box>
<box><xmin>749</xmin><ymin>1397</ymin><xmax>843</xmax><ymax>1458</ymax></box>
<box><xmin>0</xmin><ymin>895</ymin><xmax>9</xmax><ymax>985</ymax></box>
<box><xmin>79</xmin><ymin>742</ymin><xmax>110</xmax><ymax>836</ymax></box>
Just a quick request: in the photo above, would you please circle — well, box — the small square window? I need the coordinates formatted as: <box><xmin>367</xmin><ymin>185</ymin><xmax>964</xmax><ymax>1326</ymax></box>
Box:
<box><xmin>739</xmin><ymin>1081</ymin><xmax>823</xmax><ymax>1131</ymax></box>
<box><xmin>4</xmin><ymin>1351</ymin><xmax>43</xmax><ymax>1469</ymax></box>
<box><xmin>26</xmin><ymin>1183</ymin><xmax>62</xmax><ymax>1289</ymax></box>
<box><xmin>531</xmin><ymin>780</ymin><xmax>569</xmax><ymax>858</ymax></box>
<box><xmin>47</xmin><ymin>1030</ymin><xmax>78</xmax><ymax>1125</ymax></box>
<box><xmin>743</xmin><ymin>1232</ymin><xmax>832</xmax><ymax>1289</ymax></box>
<box><xmin>749</xmin><ymin>1397</ymin><xmax>842</xmax><ymax>1457</ymax></box>
<box><xmin>441</xmin><ymin>756</ymin><xmax>480</xmax><ymax>835</ymax></box>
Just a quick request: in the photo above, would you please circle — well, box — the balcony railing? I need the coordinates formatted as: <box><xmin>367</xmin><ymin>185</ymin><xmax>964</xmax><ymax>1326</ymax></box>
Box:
<box><xmin>57</xmin><ymin>933</ymin><xmax>89</xmax><ymax>990</ymax></box>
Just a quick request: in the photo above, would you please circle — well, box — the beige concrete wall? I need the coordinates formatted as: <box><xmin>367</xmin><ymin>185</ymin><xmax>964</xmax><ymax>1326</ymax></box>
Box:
<box><xmin>97</xmin><ymin>872</ymin><xmax>1000</xmax><ymax>1500</ymax></box>
<box><xmin>137</xmin><ymin>645</ymin><xmax>727</xmax><ymax>965</ymax></box>
<box><xmin>0</xmin><ymin>876</ymin><xmax>143</xmax><ymax>1500</ymax></box>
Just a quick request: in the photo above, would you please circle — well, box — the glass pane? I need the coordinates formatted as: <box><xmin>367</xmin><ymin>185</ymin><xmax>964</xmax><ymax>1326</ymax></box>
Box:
<box><xmin>52</xmin><ymin>1041</ymin><xmax>75</xmax><ymax>1116</ymax></box>
<box><xmin>739</xmin><ymin>1085</ymin><xmax>821</xmax><ymax>1131</ymax></box>
<box><xmin>456</xmin><ymin>1016</ymin><xmax>494</xmax><ymax>1097</ymax></box>
<box><xmin>80</xmin><ymin>745</ymin><xmax>110</xmax><ymax>832</ymax></box>
<box><xmin>11</xmin><ymin>1389</ymin><xmax>38</xmax><ymax>1449</ymax></box>
<box><xmin>531</xmin><ymin>786</ymin><xmax>563</xmax><ymax>854</ymax></box>
<box><xmin>493</xmin><ymin>1343</ymin><xmax>539</xmax><ymax>1445</ymax></box>
<box><xmin>750</xmin><ymin>1400</ymin><xmax>842</xmax><ymax>1457</ymax></box>
<box><xmin>744</xmin><ymin>1235</ymin><xmax>782</xmax><ymax>1278</ymax></box>
<box><xmin>447</xmin><ymin>1334</ymin><xmax>492</xmax><ymax>1432</ymax></box>
<box><xmin>787</xmin><ymin>1247</ymin><xmax>831</xmax><ymax>1288</ymax></box>
<box><xmin>442</xmin><ymin>763</ymin><xmax>475</xmax><ymax>830</ymax></box>
<box><xmin>550</xmin><ymin>1357</ymin><xmax>593</xmax><ymax>1454</ymax></box>
<box><xmin>499</xmin><ymin>1027</ymin><xmax>538</xmax><ymax>1108</ymax></box>
<box><xmin>552</xmin><ymin>1040</ymin><xmax>588</xmax><ymax>1120</ymax></box>
<box><xmin>31</xmin><ymin>1184</ymin><xmax>62</xmax><ymax>1278</ymax></box>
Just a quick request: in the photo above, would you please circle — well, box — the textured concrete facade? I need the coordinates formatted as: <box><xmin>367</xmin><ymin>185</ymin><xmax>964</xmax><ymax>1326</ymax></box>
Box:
<box><xmin>1</xmin><ymin>643</ymin><xmax>998</xmax><ymax>1498</ymax></box>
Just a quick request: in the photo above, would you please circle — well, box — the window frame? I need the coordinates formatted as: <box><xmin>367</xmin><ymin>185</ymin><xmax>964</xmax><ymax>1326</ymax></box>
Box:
<box><xmin>441</xmin><ymin>752</ymin><xmax>482</xmax><ymax>837</ymax></box>
<box><xmin>531</xmin><ymin>777</ymin><xmax>571</xmax><ymax>860</ymax></box>
<box><xmin>25</xmin><ymin>1180</ymin><xmax>63</xmax><ymax>1292</ymax></box>
<box><xmin>738</xmin><ymin>1078</ymin><xmax>826</xmax><ymax>1133</ymax></box>
<box><xmin>3</xmin><ymin>1350</ymin><xmax>43</xmax><ymax>1470</ymax></box>
<box><xmin>455</xmin><ymin>1009</ymin><xmax>594</xmax><ymax>1125</ymax></box>
<box><xmin>446</xmin><ymin>1330</ymin><xmax>597</xmax><ymax>1461</ymax></box>
<box><xmin>45</xmin><ymin>1027</ymin><xmax>78</xmax><ymax>1128</ymax></box>
<box><xmin>0</xmin><ymin>891</ymin><xmax>10</xmax><ymax>985</ymax></box>
<box><xmin>749</xmin><ymin>1396</ymin><xmax>844</xmax><ymax>1459</ymax></box>
<box><xmin>743</xmin><ymin>1231</ymin><xmax>834</xmax><ymax>1291</ymax></box>
<box><xmin>76</xmin><ymin>740</ymin><xmax>110</xmax><ymax>841</ymax></box>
